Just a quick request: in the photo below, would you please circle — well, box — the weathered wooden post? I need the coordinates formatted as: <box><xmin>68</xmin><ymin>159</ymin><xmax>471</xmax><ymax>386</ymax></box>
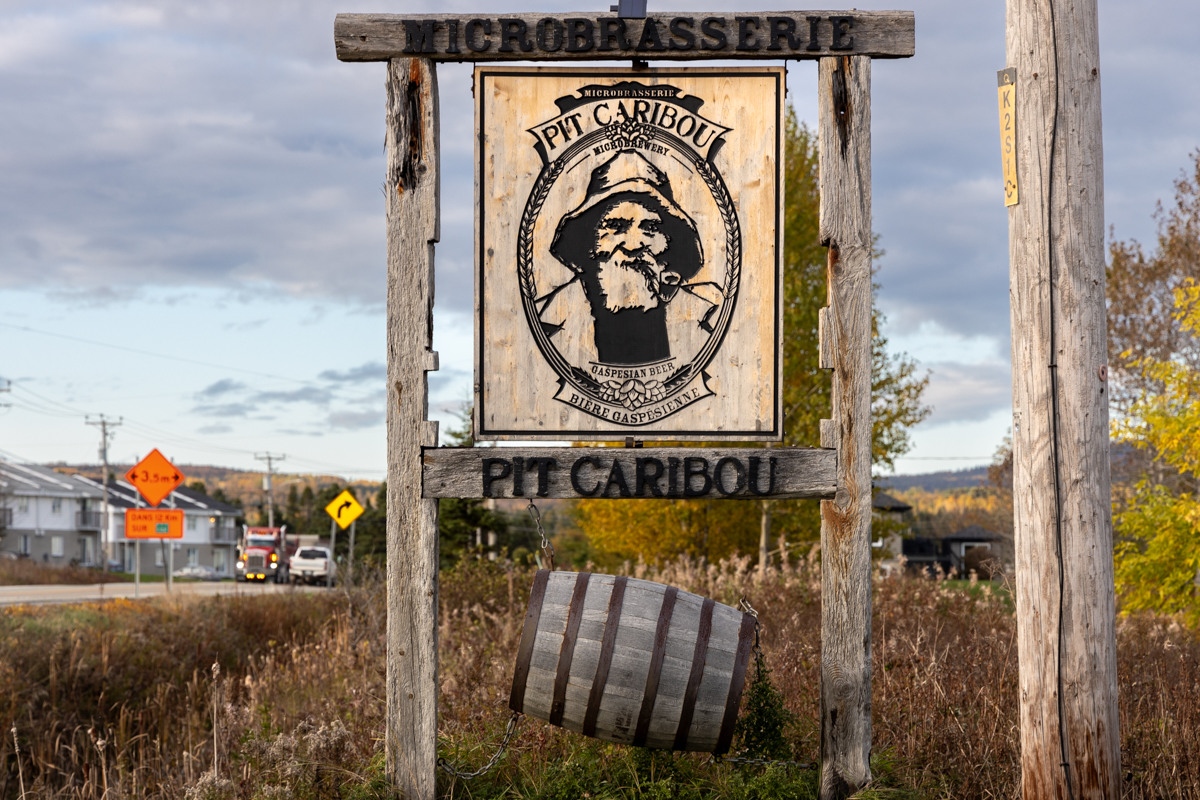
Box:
<box><xmin>1005</xmin><ymin>0</ymin><xmax>1121</xmax><ymax>797</ymax></box>
<box><xmin>385</xmin><ymin>56</ymin><xmax>441</xmax><ymax>800</ymax></box>
<box><xmin>817</xmin><ymin>54</ymin><xmax>873</xmax><ymax>799</ymax></box>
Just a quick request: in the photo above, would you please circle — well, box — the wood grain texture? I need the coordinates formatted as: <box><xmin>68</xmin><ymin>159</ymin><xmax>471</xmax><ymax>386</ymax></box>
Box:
<box><xmin>1005</xmin><ymin>1</ymin><xmax>1120</xmax><ymax>797</ymax></box>
<box><xmin>817</xmin><ymin>55</ymin><xmax>873</xmax><ymax>800</ymax></box>
<box><xmin>474</xmin><ymin>68</ymin><xmax>784</xmax><ymax>441</ymax></box>
<box><xmin>335</xmin><ymin>12</ymin><xmax>915</xmax><ymax>62</ymax></box>
<box><xmin>422</xmin><ymin>446</ymin><xmax>836</xmax><ymax>499</ymax></box>
<box><xmin>511</xmin><ymin>573</ymin><xmax>751</xmax><ymax>753</ymax></box>
<box><xmin>385</xmin><ymin>57</ymin><xmax>440</xmax><ymax>800</ymax></box>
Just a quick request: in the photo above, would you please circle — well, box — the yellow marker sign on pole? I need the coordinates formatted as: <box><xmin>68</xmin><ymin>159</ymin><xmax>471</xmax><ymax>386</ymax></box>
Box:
<box><xmin>325</xmin><ymin>490</ymin><xmax>364</xmax><ymax>530</ymax></box>
<box><xmin>998</xmin><ymin>67</ymin><xmax>1018</xmax><ymax>207</ymax></box>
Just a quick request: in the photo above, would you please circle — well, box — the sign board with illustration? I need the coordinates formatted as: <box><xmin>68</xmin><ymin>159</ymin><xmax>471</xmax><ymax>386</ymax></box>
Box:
<box><xmin>475</xmin><ymin>68</ymin><xmax>783</xmax><ymax>440</ymax></box>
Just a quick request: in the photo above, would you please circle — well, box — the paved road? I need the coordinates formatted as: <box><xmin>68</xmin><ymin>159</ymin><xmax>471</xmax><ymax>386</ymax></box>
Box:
<box><xmin>0</xmin><ymin>580</ymin><xmax>333</xmax><ymax>606</ymax></box>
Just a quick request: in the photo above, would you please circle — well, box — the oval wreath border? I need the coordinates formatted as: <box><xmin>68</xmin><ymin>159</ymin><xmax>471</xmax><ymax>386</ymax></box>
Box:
<box><xmin>516</xmin><ymin>122</ymin><xmax>743</xmax><ymax>417</ymax></box>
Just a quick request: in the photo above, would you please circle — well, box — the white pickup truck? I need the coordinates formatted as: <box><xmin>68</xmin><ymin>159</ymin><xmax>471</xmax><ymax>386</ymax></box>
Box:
<box><xmin>289</xmin><ymin>547</ymin><xmax>336</xmax><ymax>586</ymax></box>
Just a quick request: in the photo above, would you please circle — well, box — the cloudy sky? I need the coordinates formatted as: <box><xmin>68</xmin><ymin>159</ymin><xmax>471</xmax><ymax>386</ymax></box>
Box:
<box><xmin>1</xmin><ymin>0</ymin><xmax>1197</xmax><ymax>479</ymax></box>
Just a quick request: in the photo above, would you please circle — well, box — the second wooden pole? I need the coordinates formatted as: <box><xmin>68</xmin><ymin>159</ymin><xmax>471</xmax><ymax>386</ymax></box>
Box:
<box><xmin>1006</xmin><ymin>0</ymin><xmax>1120</xmax><ymax>797</ymax></box>
<box><xmin>817</xmin><ymin>54</ymin><xmax>874</xmax><ymax>800</ymax></box>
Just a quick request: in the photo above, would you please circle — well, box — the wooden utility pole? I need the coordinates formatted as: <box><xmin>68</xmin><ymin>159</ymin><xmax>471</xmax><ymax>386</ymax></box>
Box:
<box><xmin>817</xmin><ymin>55</ymin><xmax>873</xmax><ymax>800</ymax></box>
<box><xmin>1005</xmin><ymin>1</ymin><xmax>1120</xmax><ymax>797</ymax></box>
<box><xmin>385</xmin><ymin>56</ymin><xmax>441</xmax><ymax>800</ymax></box>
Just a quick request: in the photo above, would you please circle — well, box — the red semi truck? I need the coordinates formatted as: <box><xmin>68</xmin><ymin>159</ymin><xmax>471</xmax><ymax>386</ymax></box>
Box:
<box><xmin>236</xmin><ymin>526</ymin><xmax>296</xmax><ymax>583</ymax></box>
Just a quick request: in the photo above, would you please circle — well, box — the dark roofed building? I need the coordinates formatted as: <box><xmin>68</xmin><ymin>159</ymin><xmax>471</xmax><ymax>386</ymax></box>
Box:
<box><xmin>900</xmin><ymin>524</ymin><xmax>1006</xmax><ymax>577</ymax></box>
<box><xmin>873</xmin><ymin>491</ymin><xmax>913</xmax><ymax>514</ymax></box>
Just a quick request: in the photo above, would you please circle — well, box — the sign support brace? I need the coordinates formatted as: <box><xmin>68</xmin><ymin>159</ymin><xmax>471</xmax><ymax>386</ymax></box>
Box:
<box><xmin>385</xmin><ymin>56</ymin><xmax>441</xmax><ymax>800</ymax></box>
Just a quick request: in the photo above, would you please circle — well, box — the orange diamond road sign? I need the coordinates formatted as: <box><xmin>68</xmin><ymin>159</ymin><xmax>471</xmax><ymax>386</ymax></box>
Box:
<box><xmin>125</xmin><ymin>508</ymin><xmax>184</xmax><ymax>539</ymax></box>
<box><xmin>125</xmin><ymin>448</ymin><xmax>185</xmax><ymax>507</ymax></box>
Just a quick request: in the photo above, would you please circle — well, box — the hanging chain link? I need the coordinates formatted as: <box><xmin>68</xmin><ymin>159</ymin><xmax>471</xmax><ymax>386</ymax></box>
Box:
<box><xmin>437</xmin><ymin>712</ymin><xmax>522</xmax><ymax>780</ymax></box>
<box><xmin>527</xmin><ymin>499</ymin><xmax>555</xmax><ymax>571</ymax></box>
<box><xmin>710</xmin><ymin>753</ymin><xmax>815</xmax><ymax>770</ymax></box>
<box><xmin>740</xmin><ymin>596</ymin><xmax>764</xmax><ymax>660</ymax></box>
<box><xmin>438</xmin><ymin>500</ymin><xmax>547</xmax><ymax>782</ymax></box>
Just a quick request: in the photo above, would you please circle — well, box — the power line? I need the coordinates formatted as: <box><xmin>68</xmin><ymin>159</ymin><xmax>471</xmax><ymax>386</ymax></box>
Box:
<box><xmin>900</xmin><ymin>456</ymin><xmax>993</xmax><ymax>461</ymax></box>
<box><xmin>2</xmin><ymin>379</ymin><xmax>384</xmax><ymax>477</ymax></box>
<box><xmin>0</xmin><ymin>321</ymin><xmax>315</xmax><ymax>387</ymax></box>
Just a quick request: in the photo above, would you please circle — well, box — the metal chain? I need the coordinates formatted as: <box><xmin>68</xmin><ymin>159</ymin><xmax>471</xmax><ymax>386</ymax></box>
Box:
<box><xmin>437</xmin><ymin>712</ymin><xmax>521</xmax><ymax>780</ymax></box>
<box><xmin>527</xmin><ymin>500</ymin><xmax>555</xmax><ymax>571</ymax></box>
<box><xmin>739</xmin><ymin>596</ymin><xmax>763</xmax><ymax>660</ymax></box>
<box><xmin>711</xmin><ymin>754</ymin><xmax>815</xmax><ymax>770</ymax></box>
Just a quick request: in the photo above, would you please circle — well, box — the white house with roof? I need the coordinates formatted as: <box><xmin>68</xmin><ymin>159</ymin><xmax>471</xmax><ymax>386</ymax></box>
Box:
<box><xmin>70</xmin><ymin>475</ymin><xmax>243</xmax><ymax>576</ymax></box>
<box><xmin>0</xmin><ymin>461</ymin><xmax>105</xmax><ymax>565</ymax></box>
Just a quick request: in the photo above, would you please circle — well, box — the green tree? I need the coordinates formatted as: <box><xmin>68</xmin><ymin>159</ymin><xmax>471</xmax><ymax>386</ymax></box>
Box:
<box><xmin>285</xmin><ymin>485</ymin><xmax>301</xmax><ymax>526</ymax></box>
<box><xmin>438</xmin><ymin>406</ymin><xmax>512</xmax><ymax>568</ymax></box>
<box><xmin>299</xmin><ymin>485</ymin><xmax>316</xmax><ymax>532</ymax></box>
<box><xmin>354</xmin><ymin>484</ymin><xmax>387</xmax><ymax>565</ymax></box>
<box><xmin>575</xmin><ymin>109</ymin><xmax>929</xmax><ymax>565</ymax></box>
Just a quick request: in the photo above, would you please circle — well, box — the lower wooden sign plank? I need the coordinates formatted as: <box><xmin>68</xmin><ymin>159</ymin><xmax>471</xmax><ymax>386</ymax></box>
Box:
<box><xmin>422</xmin><ymin>447</ymin><xmax>836</xmax><ymax>500</ymax></box>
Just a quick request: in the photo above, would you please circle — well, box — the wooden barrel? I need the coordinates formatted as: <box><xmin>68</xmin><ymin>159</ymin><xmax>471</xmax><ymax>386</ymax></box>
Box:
<box><xmin>509</xmin><ymin>570</ymin><xmax>756</xmax><ymax>753</ymax></box>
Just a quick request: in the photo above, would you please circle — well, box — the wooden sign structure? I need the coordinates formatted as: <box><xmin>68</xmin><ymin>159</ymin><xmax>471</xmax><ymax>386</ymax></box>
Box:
<box><xmin>335</xmin><ymin>10</ymin><xmax>913</xmax><ymax>800</ymax></box>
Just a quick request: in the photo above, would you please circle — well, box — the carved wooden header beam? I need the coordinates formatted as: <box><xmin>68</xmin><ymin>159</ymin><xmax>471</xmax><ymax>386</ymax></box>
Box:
<box><xmin>422</xmin><ymin>446</ymin><xmax>837</xmax><ymax>500</ymax></box>
<box><xmin>334</xmin><ymin>11</ymin><xmax>915</xmax><ymax>62</ymax></box>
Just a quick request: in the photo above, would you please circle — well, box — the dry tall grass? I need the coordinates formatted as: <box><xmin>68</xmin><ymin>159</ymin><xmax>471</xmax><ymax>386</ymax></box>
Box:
<box><xmin>1</xmin><ymin>557</ymin><xmax>1198</xmax><ymax>798</ymax></box>
<box><xmin>0</xmin><ymin>559</ymin><xmax>124</xmax><ymax>586</ymax></box>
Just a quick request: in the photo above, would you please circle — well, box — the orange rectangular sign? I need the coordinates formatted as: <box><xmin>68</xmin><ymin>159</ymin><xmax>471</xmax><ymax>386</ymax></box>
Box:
<box><xmin>124</xmin><ymin>508</ymin><xmax>184</xmax><ymax>539</ymax></box>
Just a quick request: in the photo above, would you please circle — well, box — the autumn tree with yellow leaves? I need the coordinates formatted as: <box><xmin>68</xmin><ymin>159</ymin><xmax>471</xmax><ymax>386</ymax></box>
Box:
<box><xmin>1112</xmin><ymin>280</ymin><xmax>1200</xmax><ymax>623</ymax></box>
<box><xmin>573</xmin><ymin>111</ymin><xmax>929</xmax><ymax>567</ymax></box>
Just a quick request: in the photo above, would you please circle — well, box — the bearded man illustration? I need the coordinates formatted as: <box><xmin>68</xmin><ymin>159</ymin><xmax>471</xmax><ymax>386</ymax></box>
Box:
<box><xmin>536</xmin><ymin>149</ymin><xmax>723</xmax><ymax>367</ymax></box>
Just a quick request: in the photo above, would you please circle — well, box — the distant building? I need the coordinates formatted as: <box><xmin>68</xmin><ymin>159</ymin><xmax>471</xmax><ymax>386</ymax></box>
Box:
<box><xmin>0</xmin><ymin>459</ymin><xmax>243</xmax><ymax>574</ymax></box>
<box><xmin>872</xmin><ymin>490</ymin><xmax>914</xmax><ymax>570</ymax></box>
<box><xmin>0</xmin><ymin>461</ymin><xmax>105</xmax><ymax>565</ymax></box>
<box><xmin>71</xmin><ymin>476</ymin><xmax>243</xmax><ymax>576</ymax></box>
<box><xmin>900</xmin><ymin>524</ymin><xmax>1005</xmax><ymax>577</ymax></box>
<box><xmin>872</xmin><ymin>491</ymin><xmax>913</xmax><ymax>515</ymax></box>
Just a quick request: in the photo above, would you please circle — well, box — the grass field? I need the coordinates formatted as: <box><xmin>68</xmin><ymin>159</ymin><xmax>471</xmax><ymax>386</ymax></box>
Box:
<box><xmin>1</xmin><ymin>556</ymin><xmax>1197</xmax><ymax>799</ymax></box>
<box><xmin>0</xmin><ymin>559</ymin><xmax>125</xmax><ymax>586</ymax></box>
<box><xmin>0</xmin><ymin>558</ymin><xmax>225</xmax><ymax>586</ymax></box>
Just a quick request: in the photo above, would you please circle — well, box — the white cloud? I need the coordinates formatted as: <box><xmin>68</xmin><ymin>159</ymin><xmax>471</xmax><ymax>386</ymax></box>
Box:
<box><xmin>1</xmin><ymin>0</ymin><xmax>1197</xmax><ymax>474</ymax></box>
